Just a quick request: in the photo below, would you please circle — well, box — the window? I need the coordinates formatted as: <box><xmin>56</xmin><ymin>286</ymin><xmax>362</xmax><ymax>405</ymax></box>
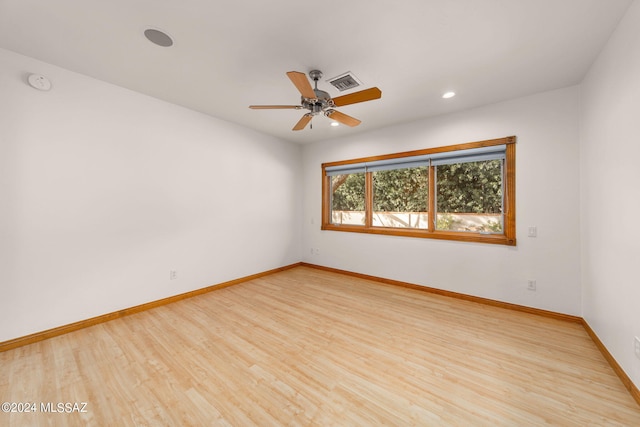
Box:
<box><xmin>373</xmin><ymin>166</ymin><xmax>429</xmax><ymax>229</ymax></box>
<box><xmin>322</xmin><ymin>136</ymin><xmax>516</xmax><ymax>245</ymax></box>
<box><xmin>330</xmin><ymin>172</ymin><xmax>365</xmax><ymax>226</ymax></box>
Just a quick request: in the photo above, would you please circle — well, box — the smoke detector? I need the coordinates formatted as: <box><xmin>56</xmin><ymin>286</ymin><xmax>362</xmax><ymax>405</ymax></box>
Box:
<box><xmin>27</xmin><ymin>74</ymin><xmax>52</xmax><ymax>91</ymax></box>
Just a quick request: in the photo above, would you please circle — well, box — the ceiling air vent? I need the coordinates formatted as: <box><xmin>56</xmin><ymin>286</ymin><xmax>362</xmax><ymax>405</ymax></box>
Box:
<box><xmin>327</xmin><ymin>71</ymin><xmax>362</xmax><ymax>92</ymax></box>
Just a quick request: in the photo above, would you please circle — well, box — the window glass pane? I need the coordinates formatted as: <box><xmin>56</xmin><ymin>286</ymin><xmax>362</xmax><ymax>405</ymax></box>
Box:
<box><xmin>330</xmin><ymin>173</ymin><xmax>365</xmax><ymax>226</ymax></box>
<box><xmin>436</xmin><ymin>159</ymin><xmax>503</xmax><ymax>233</ymax></box>
<box><xmin>373</xmin><ymin>166</ymin><xmax>428</xmax><ymax>229</ymax></box>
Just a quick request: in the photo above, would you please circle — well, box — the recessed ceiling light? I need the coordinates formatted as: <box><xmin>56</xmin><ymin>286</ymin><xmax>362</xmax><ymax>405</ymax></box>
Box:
<box><xmin>442</xmin><ymin>91</ymin><xmax>456</xmax><ymax>99</ymax></box>
<box><xmin>330</xmin><ymin>121</ymin><xmax>340</xmax><ymax>127</ymax></box>
<box><xmin>144</xmin><ymin>28</ymin><xmax>173</xmax><ymax>47</ymax></box>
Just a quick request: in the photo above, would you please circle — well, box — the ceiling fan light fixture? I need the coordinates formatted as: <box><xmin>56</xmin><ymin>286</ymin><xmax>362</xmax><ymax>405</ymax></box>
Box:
<box><xmin>442</xmin><ymin>91</ymin><xmax>456</xmax><ymax>99</ymax></box>
<box><xmin>330</xmin><ymin>121</ymin><xmax>340</xmax><ymax>127</ymax></box>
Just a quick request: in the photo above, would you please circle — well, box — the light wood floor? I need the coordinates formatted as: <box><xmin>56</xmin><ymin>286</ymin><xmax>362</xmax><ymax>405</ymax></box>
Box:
<box><xmin>2</xmin><ymin>266</ymin><xmax>639</xmax><ymax>426</ymax></box>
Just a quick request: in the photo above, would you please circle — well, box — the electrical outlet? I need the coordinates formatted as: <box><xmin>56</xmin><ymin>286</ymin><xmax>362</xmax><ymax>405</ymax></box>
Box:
<box><xmin>314</xmin><ymin>248</ymin><xmax>320</xmax><ymax>255</ymax></box>
<box><xmin>169</xmin><ymin>270</ymin><xmax>177</xmax><ymax>280</ymax></box>
<box><xmin>527</xmin><ymin>280</ymin><xmax>536</xmax><ymax>291</ymax></box>
<box><xmin>634</xmin><ymin>336</ymin><xmax>640</xmax><ymax>360</ymax></box>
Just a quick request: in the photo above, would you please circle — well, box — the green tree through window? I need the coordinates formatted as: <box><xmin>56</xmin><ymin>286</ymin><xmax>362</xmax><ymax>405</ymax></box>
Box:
<box><xmin>436</xmin><ymin>160</ymin><xmax>502</xmax><ymax>214</ymax></box>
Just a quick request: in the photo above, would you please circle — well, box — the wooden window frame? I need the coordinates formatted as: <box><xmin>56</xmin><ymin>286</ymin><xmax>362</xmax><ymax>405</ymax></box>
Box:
<box><xmin>321</xmin><ymin>136</ymin><xmax>516</xmax><ymax>246</ymax></box>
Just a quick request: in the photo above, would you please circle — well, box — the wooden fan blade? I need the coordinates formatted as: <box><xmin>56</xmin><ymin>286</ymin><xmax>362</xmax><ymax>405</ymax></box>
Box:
<box><xmin>332</xmin><ymin>87</ymin><xmax>382</xmax><ymax>107</ymax></box>
<box><xmin>249</xmin><ymin>105</ymin><xmax>302</xmax><ymax>109</ymax></box>
<box><xmin>326</xmin><ymin>110</ymin><xmax>361</xmax><ymax>127</ymax></box>
<box><xmin>292</xmin><ymin>114</ymin><xmax>313</xmax><ymax>131</ymax></box>
<box><xmin>287</xmin><ymin>71</ymin><xmax>316</xmax><ymax>99</ymax></box>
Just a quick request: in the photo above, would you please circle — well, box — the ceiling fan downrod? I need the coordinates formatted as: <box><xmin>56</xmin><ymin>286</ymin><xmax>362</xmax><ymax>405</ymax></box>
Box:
<box><xmin>309</xmin><ymin>70</ymin><xmax>323</xmax><ymax>89</ymax></box>
<box><xmin>303</xmin><ymin>70</ymin><xmax>332</xmax><ymax>116</ymax></box>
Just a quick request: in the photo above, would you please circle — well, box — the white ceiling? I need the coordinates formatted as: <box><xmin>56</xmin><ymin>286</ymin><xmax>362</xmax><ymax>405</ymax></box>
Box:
<box><xmin>0</xmin><ymin>0</ymin><xmax>632</xmax><ymax>144</ymax></box>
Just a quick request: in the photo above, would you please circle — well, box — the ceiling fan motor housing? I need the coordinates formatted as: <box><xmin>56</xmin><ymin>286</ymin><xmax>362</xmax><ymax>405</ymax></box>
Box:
<box><xmin>301</xmin><ymin>70</ymin><xmax>332</xmax><ymax>115</ymax></box>
<box><xmin>302</xmin><ymin>89</ymin><xmax>332</xmax><ymax>115</ymax></box>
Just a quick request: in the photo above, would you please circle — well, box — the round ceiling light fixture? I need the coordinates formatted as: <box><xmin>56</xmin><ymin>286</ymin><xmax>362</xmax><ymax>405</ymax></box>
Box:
<box><xmin>442</xmin><ymin>91</ymin><xmax>456</xmax><ymax>99</ymax></box>
<box><xmin>330</xmin><ymin>121</ymin><xmax>340</xmax><ymax>127</ymax></box>
<box><xmin>144</xmin><ymin>28</ymin><xmax>173</xmax><ymax>47</ymax></box>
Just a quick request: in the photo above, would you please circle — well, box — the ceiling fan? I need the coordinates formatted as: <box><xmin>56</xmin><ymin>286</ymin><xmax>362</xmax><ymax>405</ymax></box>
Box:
<box><xmin>249</xmin><ymin>70</ymin><xmax>382</xmax><ymax>131</ymax></box>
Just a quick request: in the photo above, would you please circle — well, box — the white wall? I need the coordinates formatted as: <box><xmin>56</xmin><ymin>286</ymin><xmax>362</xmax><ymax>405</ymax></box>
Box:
<box><xmin>0</xmin><ymin>48</ymin><xmax>302</xmax><ymax>342</ymax></box>
<box><xmin>580</xmin><ymin>0</ymin><xmax>640</xmax><ymax>389</ymax></box>
<box><xmin>302</xmin><ymin>86</ymin><xmax>582</xmax><ymax>316</ymax></box>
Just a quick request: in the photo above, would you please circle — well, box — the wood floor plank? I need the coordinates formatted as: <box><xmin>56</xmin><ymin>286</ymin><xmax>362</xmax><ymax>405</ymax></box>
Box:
<box><xmin>1</xmin><ymin>266</ymin><xmax>639</xmax><ymax>426</ymax></box>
